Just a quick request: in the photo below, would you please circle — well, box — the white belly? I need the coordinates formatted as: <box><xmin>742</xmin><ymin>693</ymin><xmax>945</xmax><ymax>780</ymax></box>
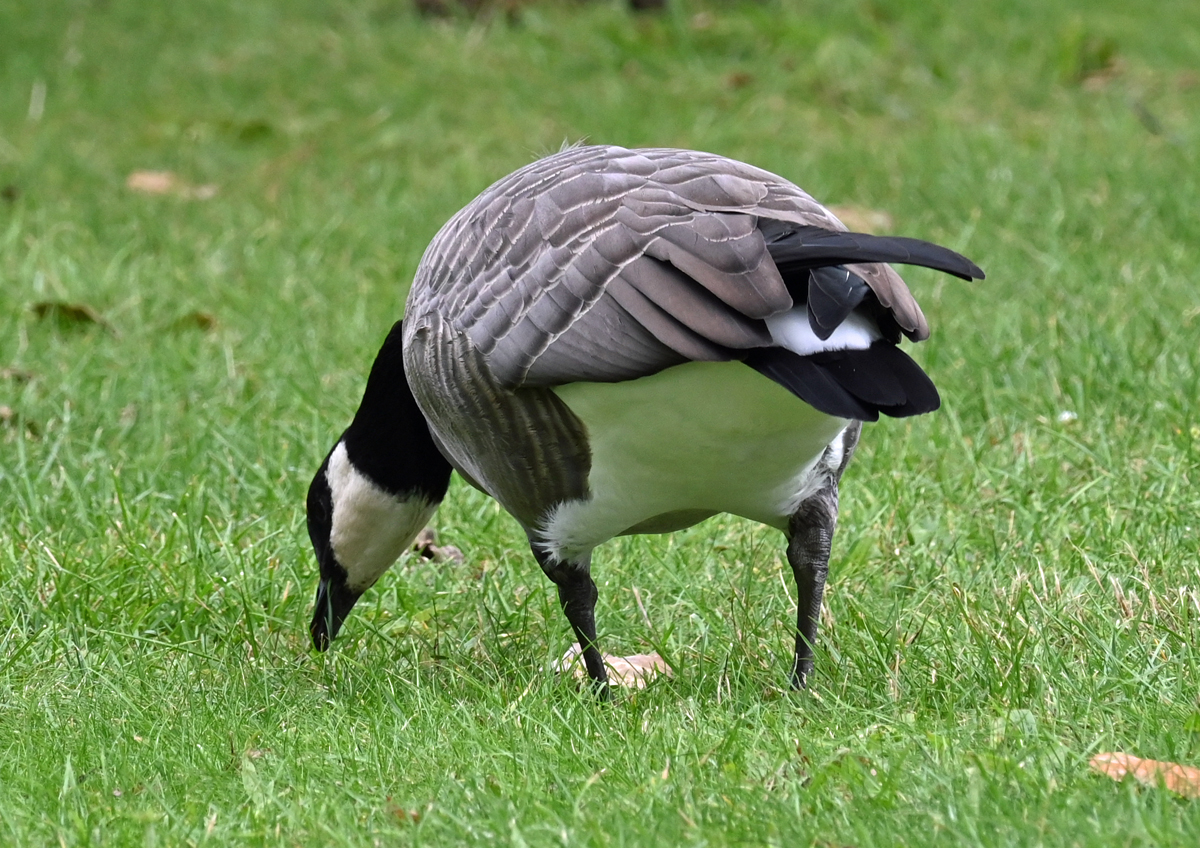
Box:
<box><xmin>539</xmin><ymin>361</ymin><xmax>850</xmax><ymax>561</ymax></box>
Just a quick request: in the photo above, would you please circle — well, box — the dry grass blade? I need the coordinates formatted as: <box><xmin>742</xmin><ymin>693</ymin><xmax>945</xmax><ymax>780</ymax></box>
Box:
<box><xmin>126</xmin><ymin>170</ymin><xmax>217</xmax><ymax>199</ymax></box>
<box><xmin>1090</xmin><ymin>752</ymin><xmax>1200</xmax><ymax>798</ymax></box>
<box><xmin>126</xmin><ymin>170</ymin><xmax>177</xmax><ymax>194</ymax></box>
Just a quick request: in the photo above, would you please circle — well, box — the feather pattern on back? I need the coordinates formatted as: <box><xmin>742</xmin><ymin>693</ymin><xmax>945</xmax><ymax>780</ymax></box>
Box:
<box><xmin>403</xmin><ymin>144</ymin><xmax>983</xmax><ymax>435</ymax></box>
<box><xmin>407</xmin><ymin>146</ymin><xmax>864</xmax><ymax>387</ymax></box>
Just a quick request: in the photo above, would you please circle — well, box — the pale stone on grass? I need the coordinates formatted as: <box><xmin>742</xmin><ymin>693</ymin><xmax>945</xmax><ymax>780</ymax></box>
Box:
<box><xmin>558</xmin><ymin>645</ymin><xmax>672</xmax><ymax>688</ymax></box>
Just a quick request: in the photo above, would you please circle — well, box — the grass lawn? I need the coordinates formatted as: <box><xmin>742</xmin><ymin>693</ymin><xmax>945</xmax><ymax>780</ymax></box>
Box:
<box><xmin>2</xmin><ymin>0</ymin><xmax>1199</xmax><ymax>844</ymax></box>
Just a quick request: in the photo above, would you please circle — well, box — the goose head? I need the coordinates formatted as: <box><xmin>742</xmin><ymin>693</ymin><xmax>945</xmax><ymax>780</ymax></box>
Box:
<box><xmin>306</xmin><ymin>321</ymin><xmax>453</xmax><ymax>651</ymax></box>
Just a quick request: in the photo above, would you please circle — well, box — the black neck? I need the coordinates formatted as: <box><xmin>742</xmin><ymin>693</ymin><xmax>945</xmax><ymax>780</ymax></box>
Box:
<box><xmin>341</xmin><ymin>320</ymin><xmax>453</xmax><ymax>501</ymax></box>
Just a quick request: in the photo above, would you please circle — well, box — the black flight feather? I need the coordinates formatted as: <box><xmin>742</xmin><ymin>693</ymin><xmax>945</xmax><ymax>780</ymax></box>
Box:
<box><xmin>807</xmin><ymin>343</ymin><xmax>941</xmax><ymax>417</ymax></box>
<box><xmin>804</xmin><ymin>347</ymin><xmax>907</xmax><ymax>408</ymax></box>
<box><xmin>743</xmin><ymin>347</ymin><xmax>876</xmax><ymax>421</ymax></box>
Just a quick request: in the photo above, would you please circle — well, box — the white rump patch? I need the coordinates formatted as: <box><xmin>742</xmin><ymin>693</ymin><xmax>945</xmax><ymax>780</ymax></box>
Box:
<box><xmin>326</xmin><ymin>442</ymin><xmax>438</xmax><ymax>592</ymax></box>
<box><xmin>765</xmin><ymin>307</ymin><xmax>880</xmax><ymax>356</ymax></box>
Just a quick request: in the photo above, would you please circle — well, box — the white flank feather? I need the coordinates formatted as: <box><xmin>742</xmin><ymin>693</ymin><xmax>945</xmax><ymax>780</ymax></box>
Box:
<box><xmin>541</xmin><ymin>361</ymin><xmax>850</xmax><ymax>562</ymax></box>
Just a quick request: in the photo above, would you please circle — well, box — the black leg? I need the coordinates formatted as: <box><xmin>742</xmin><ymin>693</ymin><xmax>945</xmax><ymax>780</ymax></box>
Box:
<box><xmin>786</xmin><ymin>423</ymin><xmax>860</xmax><ymax>690</ymax></box>
<box><xmin>531</xmin><ymin>545</ymin><xmax>609</xmax><ymax>693</ymax></box>
<box><xmin>787</xmin><ymin>480</ymin><xmax>838</xmax><ymax>689</ymax></box>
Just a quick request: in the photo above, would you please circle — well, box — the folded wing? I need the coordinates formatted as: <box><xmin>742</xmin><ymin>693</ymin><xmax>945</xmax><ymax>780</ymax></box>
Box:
<box><xmin>406</xmin><ymin>146</ymin><xmax>984</xmax><ymax>421</ymax></box>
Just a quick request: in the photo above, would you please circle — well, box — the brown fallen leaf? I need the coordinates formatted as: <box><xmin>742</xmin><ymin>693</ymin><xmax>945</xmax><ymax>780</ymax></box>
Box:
<box><xmin>726</xmin><ymin>71</ymin><xmax>754</xmax><ymax>89</ymax></box>
<box><xmin>126</xmin><ymin>170</ymin><xmax>217</xmax><ymax>200</ymax></box>
<box><xmin>1</xmin><ymin>366</ymin><xmax>35</xmax><ymax>382</ymax></box>
<box><xmin>172</xmin><ymin>310</ymin><xmax>218</xmax><ymax>332</ymax></box>
<box><xmin>1090</xmin><ymin>752</ymin><xmax>1200</xmax><ymax>798</ymax></box>
<box><xmin>559</xmin><ymin>645</ymin><xmax>672</xmax><ymax>689</ymax></box>
<box><xmin>385</xmin><ymin>797</ymin><xmax>422</xmax><ymax>823</ymax></box>
<box><xmin>1077</xmin><ymin>51</ymin><xmax>1124</xmax><ymax>91</ymax></box>
<box><xmin>828</xmin><ymin>205</ymin><xmax>895</xmax><ymax>234</ymax></box>
<box><xmin>31</xmin><ymin>301</ymin><xmax>113</xmax><ymax>332</ymax></box>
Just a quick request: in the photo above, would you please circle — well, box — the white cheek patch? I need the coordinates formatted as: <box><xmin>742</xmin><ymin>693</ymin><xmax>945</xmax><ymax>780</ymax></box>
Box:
<box><xmin>765</xmin><ymin>307</ymin><xmax>880</xmax><ymax>356</ymax></box>
<box><xmin>326</xmin><ymin>442</ymin><xmax>438</xmax><ymax>592</ymax></box>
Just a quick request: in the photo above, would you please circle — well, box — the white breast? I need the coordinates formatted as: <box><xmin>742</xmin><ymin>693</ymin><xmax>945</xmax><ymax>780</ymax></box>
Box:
<box><xmin>539</xmin><ymin>361</ymin><xmax>850</xmax><ymax>562</ymax></box>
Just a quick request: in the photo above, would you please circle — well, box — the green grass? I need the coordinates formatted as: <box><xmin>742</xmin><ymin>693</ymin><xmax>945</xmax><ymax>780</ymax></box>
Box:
<box><xmin>2</xmin><ymin>0</ymin><xmax>1199</xmax><ymax>844</ymax></box>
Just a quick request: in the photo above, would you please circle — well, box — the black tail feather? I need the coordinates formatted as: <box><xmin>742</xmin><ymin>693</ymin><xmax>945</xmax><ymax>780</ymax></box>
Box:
<box><xmin>744</xmin><ymin>342</ymin><xmax>940</xmax><ymax>421</ymax></box>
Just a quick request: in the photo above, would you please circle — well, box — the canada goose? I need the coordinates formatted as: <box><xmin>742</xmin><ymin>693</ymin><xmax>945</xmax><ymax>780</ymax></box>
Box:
<box><xmin>307</xmin><ymin>145</ymin><xmax>983</xmax><ymax>691</ymax></box>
